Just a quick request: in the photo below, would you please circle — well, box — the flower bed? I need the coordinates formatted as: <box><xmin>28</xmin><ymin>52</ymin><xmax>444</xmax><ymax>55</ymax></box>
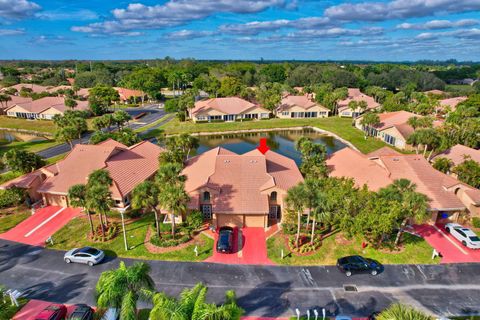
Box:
<box><xmin>89</xmin><ymin>223</ymin><xmax>119</xmax><ymax>242</ymax></box>
<box><xmin>150</xmin><ymin>232</ymin><xmax>191</xmax><ymax>247</ymax></box>
<box><xmin>286</xmin><ymin>233</ymin><xmax>322</xmax><ymax>255</ymax></box>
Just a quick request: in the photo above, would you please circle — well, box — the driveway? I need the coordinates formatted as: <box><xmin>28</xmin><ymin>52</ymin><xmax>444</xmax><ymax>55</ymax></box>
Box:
<box><xmin>0</xmin><ymin>206</ymin><xmax>81</xmax><ymax>247</ymax></box>
<box><xmin>205</xmin><ymin>227</ymin><xmax>273</xmax><ymax>265</ymax></box>
<box><xmin>411</xmin><ymin>224</ymin><xmax>480</xmax><ymax>263</ymax></box>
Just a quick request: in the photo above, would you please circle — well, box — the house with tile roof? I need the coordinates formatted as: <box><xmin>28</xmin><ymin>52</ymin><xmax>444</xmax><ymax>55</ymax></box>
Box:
<box><xmin>182</xmin><ymin>140</ymin><xmax>304</xmax><ymax>229</ymax></box>
<box><xmin>5</xmin><ymin>96</ymin><xmax>89</xmax><ymax>120</ymax></box>
<box><xmin>327</xmin><ymin>147</ymin><xmax>480</xmax><ymax>222</ymax></box>
<box><xmin>438</xmin><ymin>96</ymin><xmax>468</xmax><ymax>113</ymax></box>
<box><xmin>337</xmin><ymin>88</ymin><xmax>380</xmax><ymax>118</ymax></box>
<box><xmin>432</xmin><ymin>145</ymin><xmax>480</xmax><ymax>167</ymax></box>
<box><xmin>276</xmin><ymin>94</ymin><xmax>330</xmax><ymax>119</ymax></box>
<box><xmin>355</xmin><ymin>111</ymin><xmax>419</xmax><ymax>150</ymax></box>
<box><xmin>3</xmin><ymin>84</ymin><xmax>48</xmax><ymax>94</ymax></box>
<box><xmin>115</xmin><ymin>87</ymin><xmax>145</xmax><ymax>103</ymax></box>
<box><xmin>189</xmin><ymin>97</ymin><xmax>271</xmax><ymax>123</ymax></box>
<box><xmin>0</xmin><ymin>95</ymin><xmax>32</xmax><ymax>114</ymax></box>
<box><xmin>0</xmin><ymin>139</ymin><xmax>164</xmax><ymax>208</ymax></box>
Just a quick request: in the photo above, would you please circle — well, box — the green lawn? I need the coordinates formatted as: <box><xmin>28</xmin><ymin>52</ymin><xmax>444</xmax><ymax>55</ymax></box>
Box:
<box><xmin>0</xmin><ymin>297</ymin><xmax>28</xmax><ymax>320</ymax></box>
<box><xmin>0</xmin><ymin>171</ymin><xmax>22</xmax><ymax>185</ymax></box>
<box><xmin>0</xmin><ymin>116</ymin><xmax>56</xmax><ymax>134</ymax></box>
<box><xmin>267</xmin><ymin>232</ymin><xmax>438</xmax><ymax>265</ymax></box>
<box><xmin>161</xmin><ymin>117</ymin><xmax>389</xmax><ymax>154</ymax></box>
<box><xmin>48</xmin><ymin>213</ymin><xmax>214</xmax><ymax>261</ymax></box>
<box><xmin>0</xmin><ymin>139</ymin><xmax>60</xmax><ymax>156</ymax></box>
<box><xmin>0</xmin><ymin>206</ymin><xmax>31</xmax><ymax>233</ymax></box>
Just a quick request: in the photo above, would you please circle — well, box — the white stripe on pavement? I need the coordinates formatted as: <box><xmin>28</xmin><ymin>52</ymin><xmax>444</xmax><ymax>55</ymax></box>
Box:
<box><xmin>433</xmin><ymin>224</ymin><xmax>469</xmax><ymax>255</ymax></box>
<box><xmin>24</xmin><ymin>207</ymin><xmax>66</xmax><ymax>238</ymax></box>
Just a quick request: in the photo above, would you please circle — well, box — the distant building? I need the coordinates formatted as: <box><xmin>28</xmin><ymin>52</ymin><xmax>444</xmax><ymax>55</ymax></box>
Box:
<box><xmin>438</xmin><ymin>96</ymin><xmax>468</xmax><ymax>112</ymax></box>
<box><xmin>432</xmin><ymin>144</ymin><xmax>480</xmax><ymax>167</ymax></box>
<box><xmin>355</xmin><ymin>111</ymin><xmax>418</xmax><ymax>150</ymax></box>
<box><xmin>337</xmin><ymin>88</ymin><xmax>379</xmax><ymax>117</ymax></box>
<box><xmin>189</xmin><ymin>97</ymin><xmax>271</xmax><ymax>123</ymax></box>
<box><xmin>0</xmin><ymin>95</ymin><xmax>32</xmax><ymax>114</ymax></box>
<box><xmin>3</xmin><ymin>84</ymin><xmax>48</xmax><ymax>94</ymax></box>
<box><xmin>5</xmin><ymin>96</ymin><xmax>89</xmax><ymax>120</ymax></box>
<box><xmin>276</xmin><ymin>94</ymin><xmax>330</xmax><ymax>119</ymax></box>
<box><xmin>114</xmin><ymin>87</ymin><xmax>145</xmax><ymax>103</ymax></box>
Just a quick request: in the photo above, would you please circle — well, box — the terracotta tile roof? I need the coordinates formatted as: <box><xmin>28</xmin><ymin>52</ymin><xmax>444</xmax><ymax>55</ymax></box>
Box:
<box><xmin>6</xmin><ymin>84</ymin><xmax>48</xmax><ymax>93</ymax></box>
<box><xmin>439</xmin><ymin>96</ymin><xmax>468</xmax><ymax>111</ymax></box>
<box><xmin>277</xmin><ymin>95</ymin><xmax>329</xmax><ymax>112</ymax></box>
<box><xmin>327</xmin><ymin>148</ymin><xmax>392</xmax><ymax>191</ymax></box>
<box><xmin>183</xmin><ymin>146</ymin><xmax>303</xmax><ymax>214</ymax></box>
<box><xmin>373</xmin><ymin>111</ymin><xmax>418</xmax><ymax>139</ymax></box>
<box><xmin>424</xmin><ymin>89</ymin><xmax>445</xmax><ymax>95</ymax></box>
<box><xmin>338</xmin><ymin>88</ymin><xmax>379</xmax><ymax>111</ymax></box>
<box><xmin>6</xmin><ymin>96</ymin><xmax>88</xmax><ymax>114</ymax></box>
<box><xmin>432</xmin><ymin>144</ymin><xmax>480</xmax><ymax>166</ymax></box>
<box><xmin>77</xmin><ymin>88</ymin><xmax>90</xmax><ymax>97</ymax></box>
<box><xmin>115</xmin><ymin>87</ymin><xmax>144</xmax><ymax>101</ymax></box>
<box><xmin>328</xmin><ymin>148</ymin><xmax>477</xmax><ymax>211</ymax></box>
<box><xmin>46</xmin><ymin>85</ymin><xmax>72</xmax><ymax>93</ymax></box>
<box><xmin>37</xmin><ymin>139</ymin><xmax>163</xmax><ymax>199</ymax></box>
<box><xmin>191</xmin><ymin>97</ymin><xmax>264</xmax><ymax>115</ymax></box>
<box><xmin>1</xmin><ymin>95</ymin><xmax>32</xmax><ymax>109</ymax></box>
<box><xmin>367</xmin><ymin>146</ymin><xmax>402</xmax><ymax>158</ymax></box>
<box><xmin>0</xmin><ymin>171</ymin><xmax>43</xmax><ymax>190</ymax></box>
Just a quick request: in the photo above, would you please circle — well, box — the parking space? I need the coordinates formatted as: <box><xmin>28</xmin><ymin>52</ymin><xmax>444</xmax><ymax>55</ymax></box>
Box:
<box><xmin>0</xmin><ymin>206</ymin><xmax>81</xmax><ymax>247</ymax></box>
<box><xmin>205</xmin><ymin>227</ymin><xmax>274</xmax><ymax>265</ymax></box>
<box><xmin>411</xmin><ymin>224</ymin><xmax>480</xmax><ymax>263</ymax></box>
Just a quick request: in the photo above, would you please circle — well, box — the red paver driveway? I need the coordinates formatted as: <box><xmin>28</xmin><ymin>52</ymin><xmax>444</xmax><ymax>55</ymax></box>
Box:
<box><xmin>412</xmin><ymin>224</ymin><xmax>480</xmax><ymax>263</ymax></box>
<box><xmin>0</xmin><ymin>206</ymin><xmax>81</xmax><ymax>247</ymax></box>
<box><xmin>205</xmin><ymin>227</ymin><xmax>274</xmax><ymax>265</ymax></box>
<box><xmin>13</xmin><ymin>299</ymin><xmax>84</xmax><ymax>320</ymax></box>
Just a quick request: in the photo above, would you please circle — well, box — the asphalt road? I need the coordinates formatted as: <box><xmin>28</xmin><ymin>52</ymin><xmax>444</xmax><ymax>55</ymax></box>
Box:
<box><xmin>36</xmin><ymin>104</ymin><xmax>169</xmax><ymax>159</ymax></box>
<box><xmin>1</xmin><ymin>239</ymin><xmax>479</xmax><ymax>318</ymax></box>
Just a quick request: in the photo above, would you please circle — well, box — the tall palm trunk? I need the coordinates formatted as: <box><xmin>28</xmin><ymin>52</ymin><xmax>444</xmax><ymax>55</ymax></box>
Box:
<box><xmin>86</xmin><ymin>210</ymin><xmax>94</xmax><ymax>235</ymax></box>
<box><xmin>98</xmin><ymin>212</ymin><xmax>105</xmax><ymax>238</ymax></box>
<box><xmin>310</xmin><ymin>217</ymin><xmax>316</xmax><ymax>245</ymax></box>
<box><xmin>103</xmin><ymin>211</ymin><xmax>109</xmax><ymax>225</ymax></box>
<box><xmin>423</xmin><ymin>144</ymin><xmax>428</xmax><ymax>157</ymax></box>
<box><xmin>153</xmin><ymin>207</ymin><xmax>161</xmax><ymax>239</ymax></box>
<box><xmin>306</xmin><ymin>208</ymin><xmax>311</xmax><ymax>232</ymax></box>
<box><xmin>295</xmin><ymin>211</ymin><xmax>301</xmax><ymax>248</ymax></box>
<box><xmin>171</xmin><ymin>213</ymin><xmax>176</xmax><ymax>239</ymax></box>
<box><xmin>394</xmin><ymin>218</ymin><xmax>408</xmax><ymax>247</ymax></box>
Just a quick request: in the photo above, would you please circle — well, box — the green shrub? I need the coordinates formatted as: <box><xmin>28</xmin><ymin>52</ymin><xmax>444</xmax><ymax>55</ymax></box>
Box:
<box><xmin>186</xmin><ymin>210</ymin><xmax>204</xmax><ymax>230</ymax></box>
<box><xmin>150</xmin><ymin>232</ymin><xmax>191</xmax><ymax>247</ymax></box>
<box><xmin>0</xmin><ymin>188</ymin><xmax>25</xmax><ymax>209</ymax></box>
<box><xmin>472</xmin><ymin>217</ymin><xmax>480</xmax><ymax>228</ymax></box>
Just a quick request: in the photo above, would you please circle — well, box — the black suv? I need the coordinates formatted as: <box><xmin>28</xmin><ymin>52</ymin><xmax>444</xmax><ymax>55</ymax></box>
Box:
<box><xmin>216</xmin><ymin>227</ymin><xmax>234</xmax><ymax>253</ymax></box>
<box><xmin>67</xmin><ymin>304</ymin><xmax>94</xmax><ymax>320</ymax></box>
<box><xmin>337</xmin><ymin>255</ymin><xmax>382</xmax><ymax>277</ymax></box>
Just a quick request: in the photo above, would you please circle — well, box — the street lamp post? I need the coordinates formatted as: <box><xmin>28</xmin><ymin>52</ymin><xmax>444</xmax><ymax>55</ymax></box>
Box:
<box><xmin>119</xmin><ymin>209</ymin><xmax>128</xmax><ymax>251</ymax></box>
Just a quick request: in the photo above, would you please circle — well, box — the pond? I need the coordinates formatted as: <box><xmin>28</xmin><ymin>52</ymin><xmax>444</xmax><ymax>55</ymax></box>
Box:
<box><xmin>0</xmin><ymin>130</ymin><xmax>48</xmax><ymax>143</ymax></box>
<box><xmin>196</xmin><ymin>128</ymin><xmax>347</xmax><ymax>165</ymax></box>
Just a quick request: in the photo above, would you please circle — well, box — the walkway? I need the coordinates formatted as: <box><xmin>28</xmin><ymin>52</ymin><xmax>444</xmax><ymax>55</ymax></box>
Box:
<box><xmin>205</xmin><ymin>227</ymin><xmax>274</xmax><ymax>265</ymax></box>
<box><xmin>411</xmin><ymin>224</ymin><xmax>480</xmax><ymax>263</ymax></box>
<box><xmin>0</xmin><ymin>206</ymin><xmax>81</xmax><ymax>247</ymax></box>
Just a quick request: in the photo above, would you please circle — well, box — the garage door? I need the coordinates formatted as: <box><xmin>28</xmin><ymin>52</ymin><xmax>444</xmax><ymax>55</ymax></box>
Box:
<box><xmin>244</xmin><ymin>215</ymin><xmax>266</xmax><ymax>228</ymax></box>
<box><xmin>216</xmin><ymin>214</ymin><xmax>243</xmax><ymax>228</ymax></box>
<box><xmin>46</xmin><ymin>194</ymin><xmax>68</xmax><ymax>207</ymax></box>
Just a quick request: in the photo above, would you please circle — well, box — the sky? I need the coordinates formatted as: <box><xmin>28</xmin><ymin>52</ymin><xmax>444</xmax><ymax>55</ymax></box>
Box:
<box><xmin>0</xmin><ymin>0</ymin><xmax>479</xmax><ymax>61</ymax></box>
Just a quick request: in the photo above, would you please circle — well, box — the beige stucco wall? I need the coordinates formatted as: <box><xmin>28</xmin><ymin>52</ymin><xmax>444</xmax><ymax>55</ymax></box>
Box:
<box><xmin>378</xmin><ymin>127</ymin><xmax>408</xmax><ymax>149</ymax></box>
<box><xmin>39</xmin><ymin>108</ymin><xmax>63</xmax><ymax>120</ymax></box>
<box><xmin>6</xmin><ymin>105</ymin><xmax>36</xmax><ymax>117</ymax></box>
<box><xmin>192</xmin><ymin>109</ymin><xmax>226</xmax><ymax>122</ymax></box>
<box><xmin>277</xmin><ymin>105</ymin><xmax>329</xmax><ymax>119</ymax></box>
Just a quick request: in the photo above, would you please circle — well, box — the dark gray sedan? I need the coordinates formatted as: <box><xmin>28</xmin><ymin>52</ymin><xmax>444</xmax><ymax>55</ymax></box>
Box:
<box><xmin>64</xmin><ymin>247</ymin><xmax>105</xmax><ymax>266</ymax></box>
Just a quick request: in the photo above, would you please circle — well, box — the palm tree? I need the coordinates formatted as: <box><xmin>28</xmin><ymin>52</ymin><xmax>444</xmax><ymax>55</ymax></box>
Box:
<box><xmin>68</xmin><ymin>184</ymin><xmax>94</xmax><ymax>235</ymax></box>
<box><xmin>156</xmin><ymin>162</ymin><xmax>186</xmax><ymax>186</ymax></box>
<box><xmin>360</xmin><ymin>113</ymin><xmax>380</xmax><ymax>138</ymax></box>
<box><xmin>158</xmin><ymin>184</ymin><xmax>189</xmax><ymax>238</ymax></box>
<box><xmin>286</xmin><ymin>184</ymin><xmax>306</xmax><ymax>248</ymax></box>
<box><xmin>96</xmin><ymin>261</ymin><xmax>155</xmax><ymax>320</ymax></box>
<box><xmin>302</xmin><ymin>179</ymin><xmax>320</xmax><ymax>232</ymax></box>
<box><xmin>149</xmin><ymin>283</ymin><xmax>243</xmax><ymax>320</ymax></box>
<box><xmin>131</xmin><ymin>181</ymin><xmax>162</xmax><ymax>239</ymax></box>
<box><xmin>86</xmin><ymin>184</ymin><xmax>113</xmax><ymax>238</ymax></box>
<box><xmin>379</xmin><ymin>179</ymin><xmax>429</xmax><ymax>246</ymax></box>
<box><xmin>87</xmin><ymin>169</ymin><xmax>113</xmax><ymax>225</ymax></box>
<box><xmin>377</xmin><ymin>303</ymin><xmax>433</xmax><ymax>320</ymax></box>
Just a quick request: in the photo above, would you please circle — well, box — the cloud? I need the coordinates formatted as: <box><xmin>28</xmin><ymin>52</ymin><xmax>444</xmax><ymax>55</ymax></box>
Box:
<box><xmin>163</xmin><ymin>29</ymin><xmax>218</xmax><ymax>40</ymax></box>
<box><xmin>35</xmin><ymin>9</ymin><xmax>99</xmax><ymax>21</ymax></box>
<box><xmin>219</xmin><ymin>17</ymin><xmax>332</xmax><ymax>35</ymax></box>
<box><xmin>397</xmin><ymin>19</ymin><xmax>478</xmax><ymax>30</ymax></box>
<box><xmin>324</xmin><ymin>0</ymin><xmax>480</xmax><ymax>22</ymax></box>
<box><xmin>0</xmin><ymin>28</ymin><xmax>24</xmax><ymax>35</ymax></box>
<box><xmin>0</xmin><ymin>0</ymin><xmax>41</xmax><ymax>19</ymax></box>
<box><xmin>32</xmin><ymin>35</ymin><xmax>73</xmax><ymax>45</ymax></box>
<box><xmin>416</xmin><ymin>28</ymin><xmax>480</xmax><ymax>40</ymax></box>
<box><xmin>73</xmin><ymin>0</ymin><xmax>293</xmax><ymax>34</ymax></box>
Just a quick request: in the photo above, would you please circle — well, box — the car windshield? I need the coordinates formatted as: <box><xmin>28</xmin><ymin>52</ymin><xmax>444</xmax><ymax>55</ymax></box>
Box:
<box><xmin>219</xmin><ymin>233</ymin><xmax>230</xmax><ymax>242</ymax></box>
<box><xmin>470</xmin><ymin>236</ymin><xmax>480</xmax><ymax>242</ymax></box>
<box><xmin>82</xmin><ymin>247</ymin><xmax>100</xmax><ymax>255</ymax></box>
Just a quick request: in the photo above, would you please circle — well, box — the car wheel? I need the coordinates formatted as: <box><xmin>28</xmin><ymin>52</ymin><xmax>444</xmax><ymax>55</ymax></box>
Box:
<box><xmin>88</xmin><ymin>261</ymin><xmax>94</xmax><ymax>267</ymax></box>
<box><xmin>462</xmin><ymin>241</ymin><xmax>467</xmax><ymax>247</ymax></box>
<box><xmin>65</xmin><ymin>258</ymin><xmax>71</xmax><ymax>264</ymax></box>
<box><xmin>371</xmin><ymin>270</ymin><xmax>378</xmax><ymax>276</ymax></box>
<box><xmin>445</xmin><ymin>227</ymin><xmax>450</xmax><ymax>233</ymax></box>
<box><xmin>345</xmin><ymin>271</ymin><xmax>352</xmax><ymax>277</ymax></box>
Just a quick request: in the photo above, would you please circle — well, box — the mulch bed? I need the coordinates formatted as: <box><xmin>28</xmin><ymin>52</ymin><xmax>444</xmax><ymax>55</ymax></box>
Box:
<box><xmin>144</xmin><ymin>226</ymin><xmax>207</xmax><ymax>254</ymax></box>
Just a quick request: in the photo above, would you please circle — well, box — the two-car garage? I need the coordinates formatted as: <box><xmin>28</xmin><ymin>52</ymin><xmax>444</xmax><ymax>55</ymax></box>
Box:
<box><xmin>216</xmin><ymin>214</ymin><xmax>267</xmax><ymax>228</ymax></box>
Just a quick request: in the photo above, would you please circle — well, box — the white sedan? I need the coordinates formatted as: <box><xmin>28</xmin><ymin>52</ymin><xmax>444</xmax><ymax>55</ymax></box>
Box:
<box><xmin>445</xmin><ymin>223</ymin><xmax>480</xmax><ymax>249</ymax></box>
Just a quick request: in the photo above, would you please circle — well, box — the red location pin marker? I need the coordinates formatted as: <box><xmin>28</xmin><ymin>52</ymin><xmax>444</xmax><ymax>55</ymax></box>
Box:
<box><xmin>257</xmin><ymin>137</ymin><xmax>270</xmax><ymax>154</ymax></box>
